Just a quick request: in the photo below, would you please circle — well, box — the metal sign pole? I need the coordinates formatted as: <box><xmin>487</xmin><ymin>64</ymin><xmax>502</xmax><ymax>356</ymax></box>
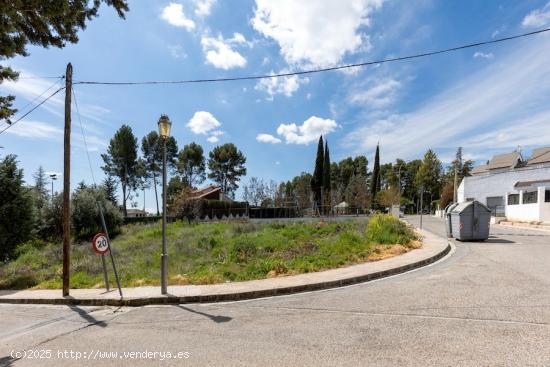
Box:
<box><xmin>100</xmin><ymin>254</ymin><xmax>110</xmax><ymax>291</ymax></box>
<box><xmin>97</xmin><ymin>202</ymin><xmax>123</xmax><ymax>297</ymax></box>
<box><xmin>420</xmin><ymin>187</ymin><xmax>424</xmax><ymax>230</ymax></box>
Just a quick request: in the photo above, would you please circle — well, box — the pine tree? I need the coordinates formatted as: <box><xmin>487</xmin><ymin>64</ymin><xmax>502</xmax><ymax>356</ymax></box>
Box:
<box><xmin>371</xmin><ymin>143</ymin><xmax>381</xmax><ymax>208</ymax></box>
<box><xmin>102</xmin><ymin>176</ymin><xmax>118</xmax><ymax>206</ymax></box>
<box><xmin>311</xmin><ymin>136</ymin><xmax>324</xmax><ymax>208</ymax></box>
<box><xmin>0</xmin><ymin>1</ymin><xmax>128</xmax><ymax>123</ymax></box>
<box><xmin>101</xmin><ymin>124</ymin><xmax>139</xmax><ymax>217</ymax></box>
<box><xmin>0</xmin><ymin>155</ymin><xmax>34</xmax><ymax>260</ymax></box>
<box><xmin>32</xmin><ymin>166</ymin><xmax>49</xmax><ymax>234</ymax></box>
<box><xmin>207</xmin><ymin>143</ymin><xmax>247</xmax><ymax>196</ymax></box>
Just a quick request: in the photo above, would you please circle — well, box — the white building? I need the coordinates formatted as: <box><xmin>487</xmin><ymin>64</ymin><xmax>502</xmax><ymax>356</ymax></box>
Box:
<box><xmin>457</xmin><ymin>147</ymin><xmax>550</xmax><ymax>223</ymax></box>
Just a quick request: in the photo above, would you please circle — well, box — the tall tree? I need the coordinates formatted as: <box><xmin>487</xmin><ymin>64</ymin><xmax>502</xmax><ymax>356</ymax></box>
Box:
<box><xmin>322</xmin><ymin>140</ymin><xmax>331</xmax><ymax>212</ymax></box>
<box><xmin>32</xmin><ymin>166</ymin><xmax>49</xmax><ymax>233</ymax></box>
<box><xmin>177</xmin><ymin>142</ymin><xmax>206</xmax><ymax>188</ymax></box>
<box><xmin>101</xmin><ymin>124</ymin><xmax>139</xmax><ymax>217</ymax></box>
<box><xmin>0</xmin><ymin>1</ymin><xmax>128</xmax><ymax>123</ymax></box>
<box><xmin>370</xmin><ymin>144</ymin><xmax>381</xmax><ymax>207</ymax></box>
<box><xmin>292</xmin><ymin>172</ymin><xmax>313</xmax><ymax>209</ymax></box>
<box><xmin>207</xmin><ymin>143</ymin><xmax>247</xmax><ymax>196</ymax></box>
<box><xmin>101</xmin><ymin>176</ymin><xmax>118</xmax><ymax>206</ymax></box>
<box><xmin>310</xmin><ymin>136</ymin><xmax>324</xmax><ymax>208</ymax></box>
<box><xmin>416</xmin><ymin>149</ymin><xmax>443</xmax><ymax>211</ymax></box>
<box><xmin>353</xmin><ymin>156</ymin><xmax>368</xmax><ymax>177</ymax></box>
<box><xmin>141</xmin><ymin>131</ymin><xmax>177</xmax><ymax>215</ymax></box>
<box><xmin>337</xmin><ymin>157</ymin><xmax>355</xmax><ymax>189</ymax></box>
<box><xmin>0</xmin><ymin>155</ymin><xmax>34</xmax><ymax>260</ymax></box>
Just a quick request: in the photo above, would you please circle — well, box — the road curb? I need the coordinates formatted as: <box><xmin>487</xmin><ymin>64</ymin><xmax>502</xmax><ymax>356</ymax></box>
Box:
<box><xmin>0</xmin><ymin>240</ymin><xmax>451</xmax><ymax>307</ymax></box>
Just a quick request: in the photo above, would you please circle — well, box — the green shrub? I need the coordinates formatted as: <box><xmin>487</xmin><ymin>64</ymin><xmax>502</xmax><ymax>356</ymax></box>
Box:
<box><xmin>231</xmin><ymin>237</ymin><xmax>257</xmax><ymax>262</ymax></box>
<box><xmin>71</xmin><ymin>185</ymin><xmax>123</xmax><ymax>240</ymax></box>
<box><xmin>365</xmin><ymin>214</ymin><xmax>416</xmax><ymax>245</ymax></box>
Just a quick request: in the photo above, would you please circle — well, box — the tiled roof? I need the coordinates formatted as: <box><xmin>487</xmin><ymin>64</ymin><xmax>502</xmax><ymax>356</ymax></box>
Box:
<box><xmin>527</xmin><ymin>147</ymin><xmax>550</xmax><ymax>165</ymax></box>
<box><xmin>189</xmin><ymin>185</ymin><xmax>221</xmax><ymax>199</ymax></box>
<box><xmin>470</xmin><ymin>164</ymin><xmax>489</xmax><ymax>174</ymax></box>
<box><xmin>487</xmin><ymin>151</ymin><xmax>521</xmax><ymax>170</ymax></box>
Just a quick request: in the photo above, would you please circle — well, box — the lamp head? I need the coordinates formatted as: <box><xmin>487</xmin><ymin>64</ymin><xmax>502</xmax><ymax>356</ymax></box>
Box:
<box><xmin>158</xmin><ymin>114</ymin><xmax>172</xmax><ymax>139</ymax></box>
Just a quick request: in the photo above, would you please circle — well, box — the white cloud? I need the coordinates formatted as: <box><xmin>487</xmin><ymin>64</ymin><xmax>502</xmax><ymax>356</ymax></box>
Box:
<box><xmin>187</xmin><ymin>111</ymin><xmax>221</xmax><ymax>134</ymax></box>
<box><xmin>4</xmin><ymin>119</ymin><xmax>106</xmax><ymax>151</ymax></box>
<box><xmin>256</xmin><ymin>133</ymin><xmax>282</xmax><ymax>144</ymax></box>
<box><xmin>342</xmin><ymin>34</ymin><xmax>550</xmax><ymax>163</ymax></box>
<box><xmin>276</xmin><ymin>116</ymin><xmax>338</xmax><ymax>145</ymax></box>
<box><xmin>348</xmin><ymin>78</ymin><xmax>401</xmax><ymax>108</ymax></box>
<box><xmin>201</xmin><ymin>34</ymin><xmax>247</xmax><ymax>69</ymax></box>
<box><xmin>207</xmin><ymin>136</ymin><xmax>219</xmax><ymax>143</ymax></box>
<box><xmin>161</xmin><ymin>3</ymin><xmax>195</xmax><ymax>30</ymax></box>
<box><xmin>473</xmin><ymin>51</ymin><xmax>494</xmax><ymax>59</ymax></box>
<box><xmin>251</xmin><ymin>0</ymin><xmax>384</xmax><ymax>68</ymax></box>
<box><xmin>254</xmin><ymin>72</ymin><xmax>308</xmax><ymax>99</ymax></box>
<box><xmin>522</xmin><ymin>2</ymin><xmax>550</xmax><ymax>28</ymax></box>
<box><xmin>5</xmin><ymin>120</ymin><xmax>62</xmax><ymax>140</ymax></box>
<box><xmin>194</xmin><ymin>0</ymin><xmax>216</xmax><ymax>17</ymax></box>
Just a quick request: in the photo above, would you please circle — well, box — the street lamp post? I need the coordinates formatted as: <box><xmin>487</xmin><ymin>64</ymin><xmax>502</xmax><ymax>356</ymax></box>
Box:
<box><xmin>158</xmin><ymin>114</ymin><xmax>172</xmax><ymax>295</ymax></box>
<box><xmin>49</xmin><ymin>173</ymin><xmax>58</xmax><ymax>203</ymax></box>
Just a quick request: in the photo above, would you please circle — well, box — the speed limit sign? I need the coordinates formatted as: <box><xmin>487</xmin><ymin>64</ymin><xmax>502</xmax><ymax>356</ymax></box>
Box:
<box><xmin>92</xmin><ymin>233</ymin><xmax>110</xmax><ymax>255</ymax></box>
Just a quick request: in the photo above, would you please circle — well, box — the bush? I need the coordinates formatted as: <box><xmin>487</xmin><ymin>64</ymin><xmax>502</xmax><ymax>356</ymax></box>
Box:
<box><xmin>365</xmin><ymin>214</ymin><xmax>417</xmax><ymax>245</ymax></box>
<box><xmin>40</xmin><ymin>193</ymin><xmax>64</xmax><ymax>239</ymax></box>
<box><xmin>231</xmin><ymin>237</ymin><xmax>257</xmax><ymax>262</ymax></box>
<box><xmin>71</xmin><ymin>186</ymin><xmax>123</xmax><ymax>240</ymax></box>
<box><xmin>172</xmin><ymin>194</ymin><xmax>249</xmax><ymax>220</ymax></box>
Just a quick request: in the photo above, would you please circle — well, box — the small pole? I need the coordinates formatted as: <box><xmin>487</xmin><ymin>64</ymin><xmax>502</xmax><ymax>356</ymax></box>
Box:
<box><xmin>100</xmin><ymin>254</ymin><xmax>110</xmax><ymax>292</ymax></box>
<box><xmin>62</xmin><ymin>63</ymin><xmax>72</xmax><ymax>297</ymax></box>
<box><xmin>420</xmin><ymin>187</ymin><xmax>424</xmax><ymax>230</ymax></box>
<box><xmin>97</xmin><ymin>202</ymin><xmax>122</xmax><ymax>296</ymax></box>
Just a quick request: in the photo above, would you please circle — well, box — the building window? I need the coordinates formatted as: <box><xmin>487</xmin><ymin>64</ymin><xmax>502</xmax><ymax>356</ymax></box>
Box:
<box><xmin>508</xmin><ymin>194</ymin><xmax>519</xmax><ymax>205</ymax></box>
<box><xmin>523</xmin><ymin>191</ymin><xmax>538</xmax><ymax>204</ymax></box>
<box><xmin>546</xmin><ymin>189</ymin><xmax>550</xmax><ymax>203</ymax></box>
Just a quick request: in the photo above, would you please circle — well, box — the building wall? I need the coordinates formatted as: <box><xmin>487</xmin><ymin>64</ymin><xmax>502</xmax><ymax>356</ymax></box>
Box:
<box><xmin>505</xmin><ymin>187</ymin><xmax>550</xmax><ymax>223</ymax></box>
<box><xmin>459</xmin><ymin>162</ymin><xmax>550</xmax><ymax>205</ymax></box>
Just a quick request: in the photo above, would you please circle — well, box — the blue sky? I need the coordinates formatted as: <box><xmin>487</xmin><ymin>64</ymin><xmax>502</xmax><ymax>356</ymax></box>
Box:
<box><xmin>2</xmin><ymin>0</ymin><xmax>550</xmax><ymax>212</ymax></box>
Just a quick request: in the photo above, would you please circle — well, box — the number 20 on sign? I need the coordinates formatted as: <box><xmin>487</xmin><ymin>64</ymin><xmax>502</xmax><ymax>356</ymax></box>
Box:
<box><xmin>92</xmin><ymin>233</ymin><xmax>110</xmax><ymax>255</ymax></box>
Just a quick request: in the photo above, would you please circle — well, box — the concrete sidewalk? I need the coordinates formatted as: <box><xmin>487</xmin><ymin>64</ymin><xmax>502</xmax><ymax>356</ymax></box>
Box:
<box><xmin>0</xmin><ymin>229</ymin><xmax>450</xmax><ymax>306</ymax></box>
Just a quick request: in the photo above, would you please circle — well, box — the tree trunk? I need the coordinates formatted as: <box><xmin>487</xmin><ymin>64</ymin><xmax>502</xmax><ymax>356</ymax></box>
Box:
<box><xmin>122</xmin><ymin>182</ymin><xmax>128</xmax><ymax>217</ymax></box>
<box><xmin>153</xmin><ymin>173</ymin><xmax>160</xmax><ymax>216</ymax></box>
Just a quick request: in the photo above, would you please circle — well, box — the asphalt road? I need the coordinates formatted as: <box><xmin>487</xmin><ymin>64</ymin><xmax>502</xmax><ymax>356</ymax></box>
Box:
<box><xmin>2</xmin><ymin>216</ymin><xmax>550</xmax><ymax>366</ymax></box>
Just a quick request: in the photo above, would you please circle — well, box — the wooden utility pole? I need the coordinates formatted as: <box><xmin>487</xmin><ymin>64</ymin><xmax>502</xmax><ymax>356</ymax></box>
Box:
<box><xmin>62</xmin><ymin>63</ymin><xmax>72</xmax><ymax>296</ymax></box>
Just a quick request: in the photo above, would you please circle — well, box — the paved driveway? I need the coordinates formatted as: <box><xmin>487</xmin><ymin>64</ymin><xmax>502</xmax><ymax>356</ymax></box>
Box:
<box><xmin>2</xmin><ymin>216</ymin><xmax>550</xmax><ymax>366</ymax></box>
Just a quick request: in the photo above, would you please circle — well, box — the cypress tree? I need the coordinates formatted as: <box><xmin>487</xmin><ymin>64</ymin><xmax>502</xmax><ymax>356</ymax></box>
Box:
<box><xmin>371</xmin><ymin>143</ymin><xmax>380</xmax><ymax>207</ymax></box>
<box><xmin>311</xmin><ymin>136</ymin><xmax>324</xmax><ymax>207</ymax></box>
<box><xmin>323</xmin><ymin>140</ymin><xmax>331</xmax><ymax>211</ymax></box>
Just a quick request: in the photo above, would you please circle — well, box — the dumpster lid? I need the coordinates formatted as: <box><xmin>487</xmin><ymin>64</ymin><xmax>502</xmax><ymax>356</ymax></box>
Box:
<box><xmin>451</xmin><ymin>200</ymin><xmax>491</xmax><ymax>213</ymax></box>
<box><xmin>445</xmin><ymin>202</ymin><xmax>459</xmax><ymax>214</ymax></box>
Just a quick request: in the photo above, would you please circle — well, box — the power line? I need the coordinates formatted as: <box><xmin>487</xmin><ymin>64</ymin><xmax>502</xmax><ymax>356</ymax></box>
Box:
<box><xmin>0</xmin><ymin>86</ymin><xmax>65</xmax><ymax>135</ymax></box>
<box><xmin>72</xmin><ymin>87</ymin><xmax>97</xmax><ymax>186</ymax></box>
<box><xmin>17</xmin><ymin>75</ymin><xmax>64</xmax><ymax>80</ymax></box>
<box><xmin>12</xmin><ymin>76</ymin><xmax>64</xmax><ymax>119</ymax></box>
<box><xmin>73</xmin><ymin>27</ymin><xmax>550</xmax><ymax>86</ymax></box>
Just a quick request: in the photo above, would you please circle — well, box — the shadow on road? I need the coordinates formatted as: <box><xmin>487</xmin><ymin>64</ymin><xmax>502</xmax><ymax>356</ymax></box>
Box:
<box><xmin>484</xmin><ymin>237</ymin><xmax>515</xmax><ymax>244</ymax></box>
<box><xmin>0</xmin><ymin>355</ymin><xmax>15</xmax><ymax>367</ymax></box>
<box><xmin>68</xmin><ymin>306</ymin><xmax>107</xmax><ymax>327</ymax></box>
<box><xmin>175</xmin><ymin>305</ymin><xmax>232</xmax><ymax>323</ymax></box>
